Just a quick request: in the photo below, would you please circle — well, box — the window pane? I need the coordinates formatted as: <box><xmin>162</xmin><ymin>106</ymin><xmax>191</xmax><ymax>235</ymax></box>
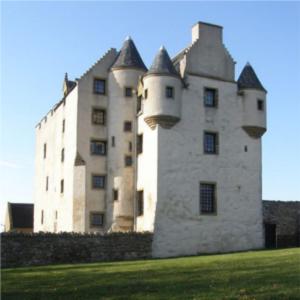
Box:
<box><xmin>200</xmin><ymin>183</ymin><xmax>215</xmax><ymax>213</ymax></box>
<box><xmin>92</xmin><ymin>109</ymin><xmax>105</xmax><ymax>125</ymax></box>
<box><xmin>204</xmin><ymin>132</ymin><xmax>218</xmax><ymax>154</ymax></box>
<box><xmin>137</xmin><ymin>191</ymin><xmax>144</xmax><ymax>216</ymax></box>
<box><xmin>166</xmin><ymin>86</ymin><xmax>174</xmax><ymax>98</ymax></box>
<box><xmin>94</xmin><ymin>79</ymin><xmax>105</xmax><ymax>94</ymax></box>
<box><xmin>125</xmin><ymin>87</ymin><xmax>132</xmax><ymax>97</ymax></box>
<box><xmin>92</xmin><ymin>175</ymin><xmax>105</xmax><ymax>189</ymax></box>
<box><xmin>125</xmin><ymin>155</ymin><xmax>133</xmax><ymax>167</ymax></box>
<box><xmin>204</xmin><ymin>88</ymin><xmax>217</xmax><ymax>107</ymax></box>
<box><xmin>91</xmin><ymin>213</ymin><xmax>104</xmax><ymax>227</ymax></box>
<box><xmin>91</xmin><ymin>140</ymin><xmax>107</xmax><ymax>155</ymax></box>
<box><xmin>124</xmin><ymin>121</ymin><xmax>132</xmax><ymax>132</ymax></box>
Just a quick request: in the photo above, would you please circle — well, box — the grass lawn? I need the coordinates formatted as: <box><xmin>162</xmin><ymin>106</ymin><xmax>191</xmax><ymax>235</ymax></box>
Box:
<box><xmin>2</xmin><ymin>248</ymin><xmax>300</xmax><ymax>300</ymax></box>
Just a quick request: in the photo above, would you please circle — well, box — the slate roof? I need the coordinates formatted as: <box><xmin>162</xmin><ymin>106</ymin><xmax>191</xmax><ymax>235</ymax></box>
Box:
<box><xmin>238</xmin><ymin>63</ymin><xmax>266</xmax><ymax>92</ymax></box>
<box><xmin>111</xmin><ymin>37</ymin><xmax>147</xmax><ymax>71</ymax></box>
<box><xmin>147</xmin><ymin>46</ymin><xmax>179</xmax><ymax>77</ymax></box>
<box><xmin>9</xmin><ymin>203</ymin><xmax>34</xmax><ymax>228</ymax></box>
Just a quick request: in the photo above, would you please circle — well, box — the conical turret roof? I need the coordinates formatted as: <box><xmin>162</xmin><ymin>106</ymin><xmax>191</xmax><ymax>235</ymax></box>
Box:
<box><xmin>111</xmin><ymin>37</ymin><xmax>147</xmax><ymax>71</ymax></box>
<box><xmin>238</xmin><ymin>63</ymin><xmax>266</xmax><ymax>92</ymax></box>
<box><xmin>147</xmin><ymin>46</ymin><xmax>179</xmax><ymax>77</ymax></box>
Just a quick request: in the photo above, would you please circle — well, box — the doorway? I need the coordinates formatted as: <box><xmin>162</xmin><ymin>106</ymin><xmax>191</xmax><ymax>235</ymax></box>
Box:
<box><xmin>265</xmin><ymin>223</ymin><xmax>277</xmax><ymax>248</ymax></box>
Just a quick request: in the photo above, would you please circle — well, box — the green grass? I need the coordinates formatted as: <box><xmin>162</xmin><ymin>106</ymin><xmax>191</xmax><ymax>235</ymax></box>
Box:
<box><xmin>2</xmin><ymin>248</ymin><xmax>300</xmax><ymax>300</ymax></box>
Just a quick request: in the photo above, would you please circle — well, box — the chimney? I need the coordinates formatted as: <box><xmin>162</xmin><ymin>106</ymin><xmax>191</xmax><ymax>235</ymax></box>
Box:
<box><xmin>192</xmin><ymin>21</ymin><xmax>223</xmax><ymax>44</ymax></box>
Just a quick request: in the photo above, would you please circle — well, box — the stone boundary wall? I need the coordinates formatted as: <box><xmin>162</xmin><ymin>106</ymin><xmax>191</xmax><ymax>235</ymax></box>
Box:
<box><xmin>263</xmin><ymin>200</ymin><xmax>300</xmax><ymax>248</ymax></box>
<box><xmin>1</xmin><ymin>232</ymin><xmax>153</xmax><ymax>268</ymax></box>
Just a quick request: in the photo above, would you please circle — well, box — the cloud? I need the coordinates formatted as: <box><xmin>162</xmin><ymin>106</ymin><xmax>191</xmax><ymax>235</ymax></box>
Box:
<box><xmin>0</xmin><ymin>160</ymin><xmax>23</xmax><ymax>169</ymax></box>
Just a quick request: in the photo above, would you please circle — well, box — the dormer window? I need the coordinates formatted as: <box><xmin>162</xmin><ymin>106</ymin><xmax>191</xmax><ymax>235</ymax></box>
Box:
<box><xmin>94</xmin><ymin>78</ymin><xmax>106</xmax><ymax>95</ymax></box>
<box><xmin>204</xmin><ymin>88</ymin><xmax>218</xmax><ymax>107</ymax></box>
<box><xmin>166</xmin><ymin>86</ymin><xmax>174</xmax><ymax>98</ymax></box>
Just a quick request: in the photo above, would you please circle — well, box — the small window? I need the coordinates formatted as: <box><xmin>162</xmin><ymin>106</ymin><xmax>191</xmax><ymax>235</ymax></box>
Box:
<box><xmin>90</xmin><ymin>140</ymin><xmax>107</xmax><ymax>155</ymax></box>
<box><xmin>92</xmin><ymin>108</ymin><xmax>106</xmax><ymax>125</ymax></box>
<box><xmin>137</xmin><ymin>134</ymin><xmax>143</xmax><ymax>154</ymax></box>
<box><xmin>144</xmin><ymin>89</ymin><xmax>148</xmax><ymax>99</ymax></box>
<box><xmin>90</xmin><ymin>212</ymin><xmax>104</xmax><ymax>227</ymax></box>
<box><xmin>60</xmin><ymin>179</ymin><xmax>64</xmax><ymax>194</ymax></box>
<box><xmin>93</xmin><ymin>78</ymin><xmax>106</xmax><ymax>95</ymax></box>
<box><xmin>137</xmin><ymin>190</ymin><xmax>144</xmax><ymax>216</ymax></box>
<box><xmin>129</xmin><ymin>142</ymin><xmax>132</xmax><ymax>152</ymax></box>
<box><xmin>43</xmin><ymin>143</ymin><xmax>47</xmax><ymax>159</ymax></box>
<box><xmin>257</xmin><ymin>99</ymin><xmax>264</xmax><ymax>111</ymax></box>
<box><xmin>92</xmin><ymin>175</ymin><xmax>106</xmax><ymax>189</ymax></box>
<box><xmin>125</xmin><ymin>155</ymin><xmax>133</xmax><ymax>167</ymax></box>
<box><xmin>124</xmin><ymin>121</ymin><xmax>132</xmax><ymax>132</ymax></box>
<box><xmin>61</xmin><ymin>148</ymin><xmax>65</xmax><ymax>162</ymax></box>
<box><xmin>200</xmin><ymin>183</ymin><xmax>216</xmax><ymax>214</ymax></box>
<box><xmin>62</xmin><ymin>119</ymin><xmax>65</xmax><ymax>133</ymax></box>
<box><xmin>204</xmin><ymin>132</ymin><xmax>219</xmax><ymax>154</ymax></box>
<box><xmin>113</xmin><ymin>189</ymin><xmax>118</xmax><ymax>201</ymax></box>
<box><xmin>204</xmin><ymin>88</ymin><xmax>218</xmax><ymax>107</ymax></box>
<box><xmin>41</xmin><ymin>210</ymin><xmax>44</xmax><ymax>225</ymax></box>
<box><xmin>166</xmin><ymin>86</ymin><xmax>174</xmax><ymax>98</ymax></box>
<box><xmin>111</xmin><ymin>136</ymin><xmax>115</xmax><ymax>147</ymax></box>
<box><xmin>46</xmin><ymin>176</ymin><xmax>49</xmax><ymax>191</ymax></box>
<box><xmin>55</xmin><ymin>210</ymin><xmax>58</xmax><ymax>220</ymax></box>
<box><xmin>125</xmin><ymin>87</ymin><xmax>133</xmax><ymax>97</ymax></box>
<box><xmin>137</xmin><ymin>95</ymin><xmax>142</xmax><ymax>113</ymax></box>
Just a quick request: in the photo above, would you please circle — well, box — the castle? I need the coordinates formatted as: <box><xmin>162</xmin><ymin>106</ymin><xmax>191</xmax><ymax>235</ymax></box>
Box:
<box><xmin>34</xmin><ymin>21</ymin><xmax>267</xmax><ymax>257</ymax></box>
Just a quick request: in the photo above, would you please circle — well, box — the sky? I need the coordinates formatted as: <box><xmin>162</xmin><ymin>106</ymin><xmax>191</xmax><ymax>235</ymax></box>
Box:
<box><xmin>1</xmin><ymin>1</ymin><xmax>300</xmax><ymax>229</ymax></box>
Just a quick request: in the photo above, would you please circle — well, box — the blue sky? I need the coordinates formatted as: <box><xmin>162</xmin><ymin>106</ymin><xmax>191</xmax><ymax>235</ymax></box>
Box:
<box><xmin>1</xmin><ymin>1</ymin><xmax>300</xmax><ymax>228</ymax></box>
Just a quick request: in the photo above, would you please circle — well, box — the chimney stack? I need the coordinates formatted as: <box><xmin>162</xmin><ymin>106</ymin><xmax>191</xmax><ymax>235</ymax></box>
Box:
<box><xmin>192</xmin><ymin>21</ymin><xmax>223</xmax><ymax>44</ymax></box>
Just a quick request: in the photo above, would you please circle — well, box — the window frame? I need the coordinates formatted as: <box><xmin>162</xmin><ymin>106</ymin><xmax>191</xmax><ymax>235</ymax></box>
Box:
<box><xmin>203</xmin><ymin>131</ymin><xmax>219</xmax><ymax>155</ymax></box>
<box><xmin>199</xmin><ymin>182</ymin><xmax>217</xmax><ymax>215</ymax></box>
<box><xmin>137</xmin><ymin>190</ymin><xmax>144</xmax><ymax>216</ymax></box>
<box><xmin>93</xmin><ymin>78</ymin><xmax>106</xmax><ymax>95</ymax></box>
<box><xmin>124</xmin><ymin>87</ymin><xmax>133</xmax><ymax>98</ymax></box>
<box><xmin>90</xmin><ymin>139</ymin><xmax>107</xmax><ymax>156</ymax></box>
<box><xmin>166</xmin><ymin>86</ymin><xmax>174</xmax><ymax>99</ymax></box>
<box><xmin>257</xmin><ymin>99</ymin><xmax>264</xmax><ymax>111</ymax></box>
<box><xmin>90</xmin><ymin>211</ymin><xmax>105</xmax><ymax>228</ymax></box>
<box><xmin>204</xmin><ymin>87</ymin><xmax>218</xmax><ymax>108</ymax></box>
<box><xmin>92</xmin><ymin>107</ymin><xmax>106</xmax><ymax>125</ymax></box>
<box><xmin>91</xmin><ymin>174</ymin><xmax>106</xmax><ymax>189</ymax></box>
<box><xmin>124</xmin><ymin>121</ymin><xmax>132</xmax><ymax>132</ymax></box>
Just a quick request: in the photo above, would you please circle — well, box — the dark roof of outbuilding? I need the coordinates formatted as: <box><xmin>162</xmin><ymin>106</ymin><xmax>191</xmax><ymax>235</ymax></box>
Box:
<box><xmin>111</xmin><ymin>37</ymin><xmax>147</xmax><ymax>71</ymax></box>
<box><xmin>9</xmin><ymin>203</ymin><xmax>34</xmax><ymax>228</ymax></box>
<box><xmin>147</xmin><ymin>46</ymin><xmax>179</xmax><ymax>77</ymax></box>
<box><xmin>238</xmin><ymin>63</ymin><xmax>266</xmax><ymax>92</ymax></box>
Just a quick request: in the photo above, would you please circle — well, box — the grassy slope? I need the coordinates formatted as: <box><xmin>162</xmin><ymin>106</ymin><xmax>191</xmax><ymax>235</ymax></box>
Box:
<box><xmin>2</xmin><ymin>248</ymin><xmax>300</xmax><ymax>300</ymax></box>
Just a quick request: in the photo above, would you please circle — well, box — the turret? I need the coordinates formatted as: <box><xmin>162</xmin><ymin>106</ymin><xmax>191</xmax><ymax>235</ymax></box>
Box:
<box><xmin>143</xmin><ymin>46</ymin><xmax>182</xmax><ymax>129</ymax></box>
<box><xmin>108</xmin><ymin>37</ymin><xmax>147</xmax><ymax>231</ymax></box>
<box><xmin>238</xmin><ymin>63</ymin><xmax>267</xmax><ymax>138</ymax></box>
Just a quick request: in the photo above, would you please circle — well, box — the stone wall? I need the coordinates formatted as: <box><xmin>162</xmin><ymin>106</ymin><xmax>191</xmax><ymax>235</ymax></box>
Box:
<box><xmin>263</xmin><ymin>200</ymin><xmax>300</xmax><ymax>248</ymax></box>
<box><xmin>1</xmin><ymin>232</ymin><xmax>153</xmax><ymax>268</ymax></box>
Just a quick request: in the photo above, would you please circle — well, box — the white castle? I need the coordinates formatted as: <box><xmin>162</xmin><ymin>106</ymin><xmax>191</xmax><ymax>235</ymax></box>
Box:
<box><xmin>34</xmin><ymin>21</ymin><xmax>267</xmax><ymax>257</ymax></box>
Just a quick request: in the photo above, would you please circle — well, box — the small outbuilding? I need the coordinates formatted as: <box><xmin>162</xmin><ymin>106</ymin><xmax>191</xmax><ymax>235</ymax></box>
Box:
<box><xmin>4</xmin><ymin>203</ymin><xmax>34</xmax><ymax>233</ymax></box>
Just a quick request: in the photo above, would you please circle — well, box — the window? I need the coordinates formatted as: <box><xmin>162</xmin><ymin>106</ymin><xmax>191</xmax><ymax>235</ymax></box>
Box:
<box><xmin>125</xmin><ymin>155</ymin><xmax>133</xmax><ymax>167</ymax></box>
<box><xmin>55</xmin><ymin>210</ymin><xmax>58</xmax><ymax>220</ymax></box>
<box><xmin>204</xmin><ymin>132</ymin><xmax>219</xmax><ymax>154</ymax></box>
<box><xmin>125</xmin><ymin>87</ymin><xmax>133</xmax><ymax>97</ymax></box>
<box><xmin>257</xmin><ymin>99</ymin><xmax>264</xmax><ymax>111</ymax></box>
<box><xmin>92</xmin><ymin>175</ymin><xmax>106</xmax><ymax>189</ymax></box>
<box><xmin>111</xmin><ymin>136</ymin><xmax>115</xmax><ymax>147</ymax></box>
<box><xmin>137</xmin><ymin>95</ymin><xmax>142</xmax><ymax>113</ymax></box>
<box><xmin>137</xmin><ymin>134</ymin><xmax>143</xmax><ymax>154</ymax></box>
<box><xmin>46</xmin><ymin>176</ymin><xmax>49</xmax><ymax>191</ymax></box>
<box><xmin>62</xmin><ymin>119</ymin><xmax>65</xmax><ymax>133</ymax></box>
<box><xmin>166</xmin><ymin>86</ymin><xmax>174</xmax><ymax>98</ymax></box>
<box><xmin>93</xmin><ymin>78</ymin><xmax>106</xmax><ymax>94</ymax></box>
<box><xmin>129</xmin><ymin>142</ymin><xmax>132</xmax><ymax>152</ymax></box>
<box><xmin>90</xmin><ymin>212</ymin><xmax>104</xmax><ymax>227</ymax></box>
<box><xmin>204</xmin><ymin>88</ymin><xmax>218</xmax><ymax>107</ymax></box>
<box><xmin>137</xmin><ymin>190</ymin><xmax>144</xmax><ymax>216</ymax></box>
<box><xmin>60</xmin><ymin>179</ymin><xmax>64</xmax><ymax>194</ymax></box>
<box><xmin>61</xmin><ymin>148</ymin><xmax>65</xmax><ymax>162</ymax></box>
<box><xmin>113</xmin><ymin>189</ymin><xmax>118</xmax><ymax>201</ymax></box>
<box><xmin>200</xmin><ymin>183</ymin><xmax>216</xmax><ymax>214</ymax></box>
<box><xmin>43</xmin><ymin>143</ymin><xmax>47</xmax><ymax>159</ymax></box>
<box><xmin>90</xmin><ymin>140</ymin><xmax>107</xmax><ymax>155</ymax></box>
<box><xmin>41</xmin><ymin>210</ymin><xmax>44</xmax><ymax>225</ymax></box>
<box><xmin>124</xmin><ymin>121</ymin><xmax>132</xmax><ymax>132</ymax></box>
<box><xmin>92</xmin><ymin>108</ymin><xmax>106</xmax><ymax>125</ymax></box>
<box><xmin>144</xmin><ymin>89</ymin><xmax>148</xmax><ymax>99</ymax></box>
